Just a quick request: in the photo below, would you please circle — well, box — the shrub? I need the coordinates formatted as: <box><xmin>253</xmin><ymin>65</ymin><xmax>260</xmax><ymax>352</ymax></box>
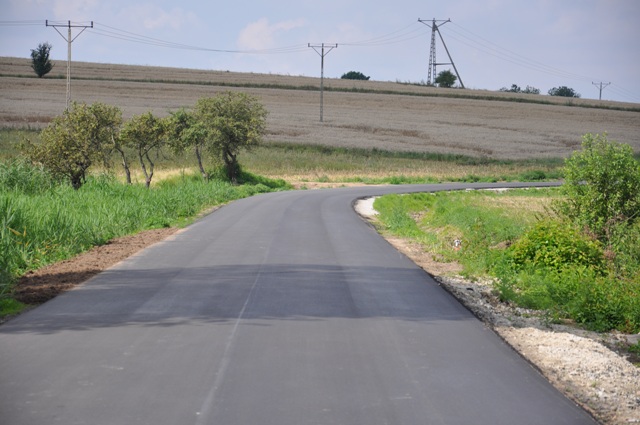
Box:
<box><xmin>548</xmin><ymin>86</ymin><xmax>580</xmax><ymax>98</ymax></box>
<box><xmin>555</xmin><ymin>133</ymin><xmax>640</xmax><ymax>241</ymax></box>
<box><xmin>508</xmin><ymin>220</ymin><xmax>606</xmax><ymax>273</ymax></box>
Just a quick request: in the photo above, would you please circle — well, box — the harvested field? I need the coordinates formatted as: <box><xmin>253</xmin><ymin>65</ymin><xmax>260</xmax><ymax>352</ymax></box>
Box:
<box><xmin>1</xmin><ymin>56</ymin><xmax>638</xmax><ymax>160</ymax></box>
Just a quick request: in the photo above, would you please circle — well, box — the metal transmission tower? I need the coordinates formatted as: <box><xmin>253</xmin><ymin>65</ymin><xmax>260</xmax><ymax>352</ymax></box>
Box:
<box><xmin>46</xmin><ymin>20</ymin><xmax>93</xmax><ymax>108</ymax></box>
<box><xmin>308</xmin><ymin>43</ymin><xmax>338</xmax><ymax>122</ymax></box>
<box><xmin>592</xmin><ymin>81</ymin><xmax>611</xmax><ymax>100</ymax></box>
<box><xmin>418</xmin><ymin>18</ymin><xmax>464</xmax><ymax>88</ymax></box>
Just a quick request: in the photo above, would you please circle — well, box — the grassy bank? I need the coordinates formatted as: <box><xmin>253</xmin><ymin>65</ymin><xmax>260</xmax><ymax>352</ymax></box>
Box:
<box><xmin>0</xmin><ymin>159</ymin><xmax>289</xmax><ymax>315</ymax></box>
<box><xmin>374</xmin><ymin>189</ymin><xmax>640</xmax><ymax>333</ymax></box>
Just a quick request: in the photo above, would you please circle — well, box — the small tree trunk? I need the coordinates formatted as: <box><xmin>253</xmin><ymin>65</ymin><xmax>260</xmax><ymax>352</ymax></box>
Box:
<box><xmin>144</xmin><ymin>151</ymin><xmax>155</xmax><ymax>188</ymax></box>
<box><xmin>195</xmin><ymin>145</ymin><xmax>207</xmax><ymax>180</ymax></box>
<box><xmin>70</xmin><ymin>172</ymin><xmax>83</xmax><ymax>190</ymax></box>
<box><xmin>224</xmin><ymin>150</ymin><xmax>238</xmax><ymax>184</ymax></box>
<box><xmin>115</xmin><ymin>147</ymin><xmax>131</xmax><ymax>184</ymax></box>
<box><xmin>138</xmin><ymin>150</ymin><xmax>151</xmax><ymax>188</ymax></box>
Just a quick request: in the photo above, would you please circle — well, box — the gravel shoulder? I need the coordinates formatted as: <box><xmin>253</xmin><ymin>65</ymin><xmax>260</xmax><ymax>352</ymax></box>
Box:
<box><xmin>356</xmin><ymin>197</ymin><xmax>640</xmax><ymax>425</ymax></box>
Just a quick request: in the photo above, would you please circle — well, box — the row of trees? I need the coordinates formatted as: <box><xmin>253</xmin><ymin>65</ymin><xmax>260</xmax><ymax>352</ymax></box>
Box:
<box><xmin>501</xmin><ymin>84</ymin><xmax>580</xmax><ymax>98</ymax></box>
<box><xmin>499</xmin><ymin>84</ymin><xmax>541</xmax><ymax>94</ymax></box>
<box><xmin>24</xmin><ymin>92</ymin><xmax>267</xmax><ymax>189</ymax></box>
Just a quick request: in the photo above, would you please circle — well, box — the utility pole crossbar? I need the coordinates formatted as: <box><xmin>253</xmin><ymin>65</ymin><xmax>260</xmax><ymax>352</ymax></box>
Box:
<box><xmin>418</xmin><ymin>18</ymin><xmax>464</xmax><ymax>88</ymax></box>
<box><xmin>592</xmin><ymin>81</ymin><xmax>611</xmax><ymax>101</ymax></box>
<box><xmin>46</xmin><ymin>20</ymin><xmax>93</xmax><ymax>109</ymax></box>
<box><xmin>308</xmin><ymin>43</ymin><xmax>337</xmax><ymax>122</ymax></box>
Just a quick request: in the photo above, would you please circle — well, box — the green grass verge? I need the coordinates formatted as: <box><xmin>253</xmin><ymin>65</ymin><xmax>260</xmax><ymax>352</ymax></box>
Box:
<box><xmin>374</xmin><ymin>189</ymin><xmax>640</xmax><ymax>333</ymax></box>
<box><xmin>1</xmin><ymin>160</ymin><xmax>289</xmax><ymax>317</ymax></box>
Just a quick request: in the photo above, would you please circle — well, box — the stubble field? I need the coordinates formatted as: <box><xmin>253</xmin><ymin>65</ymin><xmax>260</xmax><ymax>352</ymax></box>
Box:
<box><xmin>1</xmin><ymin>56</ymin><xmax>638</xmax><ymax>161</ymax></box>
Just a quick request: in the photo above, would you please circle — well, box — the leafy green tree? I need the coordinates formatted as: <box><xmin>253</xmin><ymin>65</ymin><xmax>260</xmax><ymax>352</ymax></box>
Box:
<box><xmin>195</xmin><ymin>92</ymin><xmax>268</xmax><ymax>183</ymax></box>
<box><xmin>120</xmin><ymin>112</ymin><xmax>167</xmax><ymax>188</ymax></box>
<box><xmin>522</xmin><ymin>85</ymin><xmax>540</xmax><ymax>94</ymax></box>
<box><xmin>434</xmin><ymin>70</ymin><xmax>457</xmax><ymax>88</ymax></box>
<box><xmin>30</xmin><ymin>42</ymin><xmax>54</xmax><ymax>78</ymax></box>
<box><xmin>25</xmin><ymin>102</ymin><xmax>121</xmax><ymax>189</ymax></box>
<box><xmin>166</xmin><ymin>108</ymin><xmax>209</xmax><ymax>180</ymax></box>
<box><xmin>555</xmin><ymin>133</ymin><xmax>640</xmax><ymax>241</ymax></box>
<box><xmin>90</xmin><ymin>103</ymin><xmax>126</xmax><ymax>182</ymax></box>
<box><xmin>548</xmin><ymin>86</ymin><xmax>580</xmax><ymax>98</ymax></box>
<box><xmin>341</xmin><ymin>71</ymin><xmax>370</xmax><ymax>81</ymax></box>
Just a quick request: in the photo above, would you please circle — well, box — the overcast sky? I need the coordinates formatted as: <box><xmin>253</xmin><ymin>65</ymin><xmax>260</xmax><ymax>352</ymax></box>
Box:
<box><xmin>1</xmin><ymin>0</ymin><xmax>639</xmax><ymax>103</ymax></box>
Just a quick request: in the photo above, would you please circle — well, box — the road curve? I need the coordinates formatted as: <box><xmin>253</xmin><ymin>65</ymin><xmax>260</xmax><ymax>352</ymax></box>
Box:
<box><xmin>0</xmin><ymin>183</ymin><xmax>596</xmax><ymax>425</ymax></box>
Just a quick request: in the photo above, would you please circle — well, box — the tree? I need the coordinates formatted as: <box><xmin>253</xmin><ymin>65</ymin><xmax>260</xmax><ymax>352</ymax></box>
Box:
<box><xmin>341</xmin><ymin>71</ymin><xmax>370</xmax><ymax>81</ymax></box>
<box><xmin>548</xmin><ymin>86</ymin><xmax>580</xmax><ymax>98</ymax></box>
<box><xmin>25</xmin><ymin>102</ymin><xmax>121</xmax><ymax>189</ymax></box>
<box><xmin>166</xmin><ymin>108</ymin><xmax>209</xmax><ymax>180</ymax></box>
<box><xmin>500</xmin><ymin>84</ymin><xmax>522</xmax><ymax>93</ymax></box>
<box><xmin>500</xmin><ymin>84</ymin><xmax>540</xmax><ymax>94</ymax></box>
<box><xmin>120</xmin><ymin>112</ymin><xmax>167</xmax><ymax>188</ymax></box>
<box><xmin>434</xmin><ymin>70</ymin><xmax>457</xmax><ymax>88</ymax></box>
<box><xmin>30</xmin><ymin>42</ymin><xmax>54</xmax><ymax>78</ymax></box>
<box><xmin>555</xmin><ymin>133</ymin><xmax>640</xmax><ymax>241</ymax></box>
<box><xmin>195</xmin><ymin>92</ymin><xmax>268</xmax><ymax>184</ymax></box>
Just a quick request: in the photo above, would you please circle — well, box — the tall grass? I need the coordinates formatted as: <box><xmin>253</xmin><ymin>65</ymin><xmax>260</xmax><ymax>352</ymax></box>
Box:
<box><xmin>0</xmin><ymin>162</ymin><xmax>288</xmax><ymax>293</ymax></box>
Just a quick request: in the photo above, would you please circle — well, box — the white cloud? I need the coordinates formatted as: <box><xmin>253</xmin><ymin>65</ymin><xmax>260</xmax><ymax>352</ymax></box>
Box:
<box><xmin>53</xmin><ymin>0</ymin><xmax>98</xmax><ymax>20</ymax></box>
<box><xmin>119</xmin><ymin>4</ymin><xmax>199</xmax><ymax>31</ymax></box>
<box><xmin>237</xmin><ymin>18</ymin><xmax>306</xmax><ymax>50</ymax></box>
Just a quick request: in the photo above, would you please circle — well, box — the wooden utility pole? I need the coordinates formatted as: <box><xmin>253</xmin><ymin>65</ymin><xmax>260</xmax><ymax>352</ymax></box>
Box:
<box><xmin>308</xmin><ymin>43</ymin><xmax>338</xmax><ymax>122</ymax></box>
<box><xmin>46</xmin><ymin>20</ymin><xmax>93</xmax><ymax>108</ymax></box>
<box><xmin>592</xmin><ymin>81</ymin><xmax>610</xmax><ymax>100</ymax></box>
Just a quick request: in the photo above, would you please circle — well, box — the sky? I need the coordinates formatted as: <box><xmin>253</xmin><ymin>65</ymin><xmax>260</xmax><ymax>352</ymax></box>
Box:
<box><xmin>1</xmin><ymin>0</ymin><xmax>639</xmax><ymax>103</ymax></box>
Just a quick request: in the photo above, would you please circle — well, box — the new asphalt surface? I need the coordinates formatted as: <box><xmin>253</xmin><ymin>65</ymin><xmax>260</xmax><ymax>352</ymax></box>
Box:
<box><xmin>0</xmin><ymin>183</ymin><xmax>597</xmax><ymax>425</ymax></box>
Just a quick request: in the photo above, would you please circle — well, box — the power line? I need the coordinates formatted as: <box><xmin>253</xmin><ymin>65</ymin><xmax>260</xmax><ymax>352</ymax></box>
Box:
<box><xmin>444</xmin><ymin>24</ymin><xmax>595</xmax><ymax>83</ymax></box>
<box><xmin>340</xmin><ymin>22</ymin><xmax>424</xmax><ymax>47</ymax></box>
<box><xmin>0</xmin><ymin>20</ymin><xmax>44</xmax><ymax>26</ymax></box>
<box><xmin>607</xmin><ymin>84</ymin><xmax>640</xmax><ymax>103</ymax></box>
<box><xmin>89</xmin><ymin>22</ymin><xmax>309</xmax><ymax>55</ymax></box>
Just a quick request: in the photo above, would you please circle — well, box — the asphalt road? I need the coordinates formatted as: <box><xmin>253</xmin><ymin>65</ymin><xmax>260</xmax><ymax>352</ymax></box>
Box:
<box><xmin>0</xmin><ymin>183</ymin><xmax>597</xmax><ymax>425</ymax></box>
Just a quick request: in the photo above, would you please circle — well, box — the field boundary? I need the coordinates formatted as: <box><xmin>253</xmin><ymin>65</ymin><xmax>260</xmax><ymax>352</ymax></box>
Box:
<box><xmin>3</xmin><ymin>72</ymin><xmax>639</xmax><ymax>113</ymax></box>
